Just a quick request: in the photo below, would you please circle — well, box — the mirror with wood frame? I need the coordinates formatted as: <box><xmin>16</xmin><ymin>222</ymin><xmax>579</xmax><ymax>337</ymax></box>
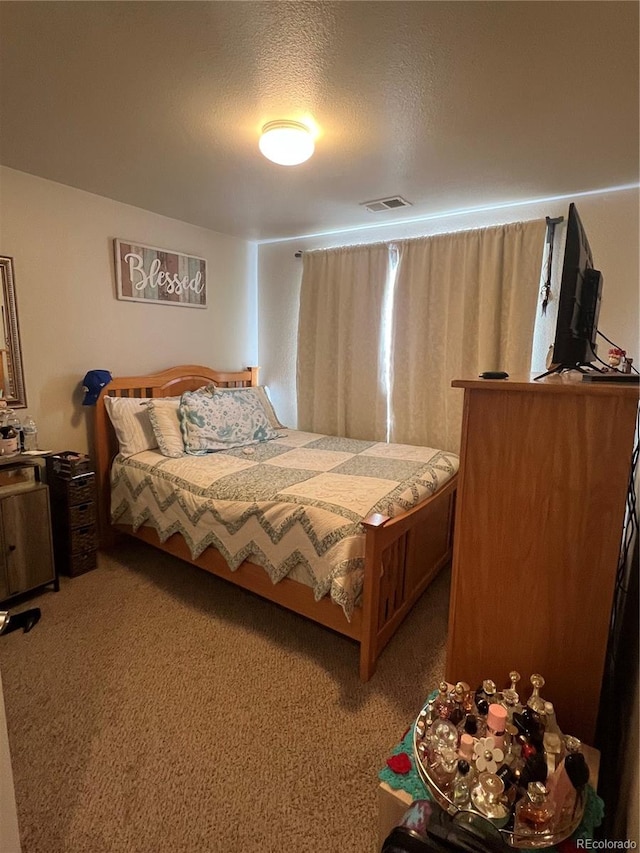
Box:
<box><xmin>0</xmin><ymin>257</ymin><xmax>27</xmax><ymax>408</ymax></box>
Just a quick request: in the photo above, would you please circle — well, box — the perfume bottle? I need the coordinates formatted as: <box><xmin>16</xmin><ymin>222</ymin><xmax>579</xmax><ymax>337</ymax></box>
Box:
<box><xmin>519</xmin><ymin>751</ymin><xmax>549</xmax><ymax>790</ymax></box>
<box><xmin>542</xmin><ymin>701</ymin><xmax>562</xmax><ymax>774</ymax></box>
<box><xmin>463</xmin><ymin>712</ymin><xmax>486</xmax><ymax>739</ymax></box>
<box><xmin>433</xmin><ymin>682</ymin><xmax>453</xmax><ymax>719</ymax></box>
<box><xmin>564</xmin><ymin>747</ymin><xmax>589</xmax><ymax>790</ymax></box>
<box><xmin>475</xmin><ymin>679</ymin><xmax>497</xmax><ymax>715</ymax></box>
<box><xmin>526</xmin><ymin>673</ymin><xmax>547</xmax><ymax>714</ymax></box>
<box><xmin>515</xmin><ymin>781</ymin><xmax>555</xmax><ymax>835</ymax></box>
<box><xmin>513</xmin><ymin>707</ymin><xmax>544</xmax><ymax>750</ymax></box>
<box><xmin>542</xmin><ymin>701</ymin><xmax>560</xmax><ymax>734</ymax></box>
<box><xmin>416</xmin><ymin>739</ymin><xmax>429</xmax><ymax>762</ymax></box>
<box><xmin>457</xmin><ymin>681</ymin><xmax>474</xmax><ymax>712</ymax></box>
<box><xmin>496</xmin><ymin>763</ymin><xmax>516</xmax><ymax>801</ymax></box>
<box><xmin>458</xmin><ymin>732</ymin><xmax>475</xmax><ymax>763</ymax></box>
<box><xmin>500</xmin><ymin>688</ymin><xmax>522</xmax><ymax>720</ymax></box>
<box><xmin>463</xmin><ymin>714</ymin><xmax>478</xmax><ymax>736</ymax></box>
<box><xmin>452</xmin><ymin>760</ymin><xmax>472</xmax><ymax>807</ymax></box>
<box><xmin>502</xmin><ymin>722</ymin><xmax>522</xmax><ymax>766</ymax></box>
<box><xmin>430</xmin><ymin>746</ymin><xmax>459</xmax><ymax>793</ymax></box>
<box><xmin>543</xmin><ymin>733</ymin><xmax>563</xmax><ymax>777</ymax></box>
<box><xmin>450</xmin><ymin>682</ymin><xmax>471</xmax><ymax>725</ymax></box>
<box><xmin>471</xmin><ymin>772</ymin><xmax>510</xmax><ymax>828</ymax></box>
<box><xmin>548</xmin><ymin>736</ymin><xmax>589</xmax><ymax>826</ymax></box>
<box><xmin>508</xmin><ymin>671</ymin><xmax>521</xmax><ymax>694</ymax></box>
<box><xmin>496</xmin><ymin>671</ymin><xmax>519</xmax><ymax>711</ymax></box>
<box><xmin>428</xmin><ymin>718</ymin><xmax>459</xmax><ymax>763</ymax></box>
<box><xmin>416</xmin><ymin>706</ymin><xmax>433</xmax><ymax>738</ymax></box>
<box><xmin>486</xmin><ymin>703</ymin><xmax>508</xmax><ymax>750</ymax></box>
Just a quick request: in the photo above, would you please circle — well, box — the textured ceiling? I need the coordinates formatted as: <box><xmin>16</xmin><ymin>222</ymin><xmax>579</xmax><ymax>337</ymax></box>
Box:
<box><xmin>0</xmin><ymin>1</ymin><xmax>638</xmax><ymax>242</ymax></box>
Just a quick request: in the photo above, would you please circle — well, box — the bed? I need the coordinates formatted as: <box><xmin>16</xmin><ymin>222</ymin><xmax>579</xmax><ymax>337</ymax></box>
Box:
<box><xmin>94</xmin><ymin>365</ymin><xmax>458</xmax><ymax>681</ymax></box>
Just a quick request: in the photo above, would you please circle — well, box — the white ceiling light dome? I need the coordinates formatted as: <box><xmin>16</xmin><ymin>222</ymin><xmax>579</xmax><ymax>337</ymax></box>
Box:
<box><xmin>259</xmin><ymin>120</ymin><xmax>315</xmax><ymax>166</ymax></box>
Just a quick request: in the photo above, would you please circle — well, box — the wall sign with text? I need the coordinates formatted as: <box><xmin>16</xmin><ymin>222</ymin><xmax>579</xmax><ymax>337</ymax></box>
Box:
<box><xmin>114</xmin><ymin>239</ymin><xmax>207</xmax><ymax>308</ymax></box>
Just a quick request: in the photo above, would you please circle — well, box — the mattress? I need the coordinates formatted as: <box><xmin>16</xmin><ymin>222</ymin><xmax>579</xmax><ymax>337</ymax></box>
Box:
<box><xmin>110</xmin><ymin>430</ymin><xmax>459</xmax><ymax>618</ymax></box>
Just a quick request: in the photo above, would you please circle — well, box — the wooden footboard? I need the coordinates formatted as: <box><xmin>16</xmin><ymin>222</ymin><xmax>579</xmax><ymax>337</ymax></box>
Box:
<box><xmin>359</xmin><ymin>476</ymin><xmax>456</xmax><ymax>681</ymax></box>
<box><xmin>94</xmin><ymin>365</ymin><xmax>457</xmax><ymax>682</ymax></box>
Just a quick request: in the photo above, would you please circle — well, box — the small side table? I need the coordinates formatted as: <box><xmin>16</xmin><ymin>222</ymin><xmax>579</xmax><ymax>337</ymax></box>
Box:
<box><xmin>46</xmin><ymin>453</ymin><xmax>98</xmax><ymax>577</ymax></box>
<box><xmin>0</xmin><ymin>454</ymin><xmax>58</xmax><ymax>603</ymax></box>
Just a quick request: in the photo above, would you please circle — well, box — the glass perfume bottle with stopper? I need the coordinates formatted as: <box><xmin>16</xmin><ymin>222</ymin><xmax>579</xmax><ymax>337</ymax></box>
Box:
<box><xmin>449</xmin><ymin>682</ymin><xmax>468</xmax><ymax>725</ymax></box>
<box><xmin>515</xmin><ymin>781</ymin><xmax>555</xmax><ymax>836</ymax></box>
<box><xmin>543</xmin><ymin>700</ymin><xmax>560</xmax><ymax>734</ymax></box>
<box><xmin>542</xmin><ymin>701</ymin><xmax>563</xmax><ymax>774</ymax></box>
<box><xmin>433</xmin><ymin>682</ymin><xmax>453</xmax><ymax>719</ymax></box>
<box><xmin>452</xmin><ymin>760</ymin><xmax>472</xmax><ymax>807</ymax></box>
<box><xmin>462</xmin><ymin>712</ymin><xmax>486</xmax><ymax>739</ymax></box>
<box><xmin>427</xmin><ymin>718</ymin><xmax>458</xmax><ymax>765</ymax></box>
<box><xmin>429</xmin><ymin>746</ymin><xmax>459</xmax><ymax>793</ymax></box>
<box><xmin>527</xmin><ymin>673</ymin><xmax>547</xmax><ymax>714</ymax></box>
<box><xmin>502</xmin><ymin>722</ymin><xmax>521</xmax><ymax>767</ymax></box>
<box><xmin>471</xmin><ymin>772</ymin><xmax>510</xmax><ymax>828</ymax></box>
<box><xmin>500</xmin><ymin>672</ymin><xmax>522</xmax><ymax>719</ymax></box>
<box><xmin>475</xmin><ymin>679</ymin><xmax>497</xmax><ymax>717</ymax></box>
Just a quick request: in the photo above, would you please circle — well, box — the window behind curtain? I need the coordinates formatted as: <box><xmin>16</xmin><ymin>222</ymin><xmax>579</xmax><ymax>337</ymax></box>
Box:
<box><xmin>296</xmin><ymin>219</ymin><xmax>545</xmax><ymax>449</ymax></box>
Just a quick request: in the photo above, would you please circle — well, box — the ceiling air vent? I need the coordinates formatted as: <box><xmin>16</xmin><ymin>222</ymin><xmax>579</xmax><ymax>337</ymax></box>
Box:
<box><xmin>360</xmin><ymin>196</ymin><xmax>412</xmax><ymax>213</ymax></box>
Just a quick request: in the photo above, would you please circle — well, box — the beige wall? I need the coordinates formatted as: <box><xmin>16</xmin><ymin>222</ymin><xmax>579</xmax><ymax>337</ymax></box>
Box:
<box><xmin>258</xmin><ymin>187</ymin><xmax>639</xmax><ymax>428</ymax></box>
<box><xmin>0</xmin><ymin>166</ymin><xmax>257</xmax><ymax>455</ymax></box>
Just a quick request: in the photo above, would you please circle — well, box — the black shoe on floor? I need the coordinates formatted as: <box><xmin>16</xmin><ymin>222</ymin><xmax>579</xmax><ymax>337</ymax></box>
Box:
<box><xmin>0</xmin><ymin>607</ymin><xmax>41</xmax><ymax>635</ymax></box>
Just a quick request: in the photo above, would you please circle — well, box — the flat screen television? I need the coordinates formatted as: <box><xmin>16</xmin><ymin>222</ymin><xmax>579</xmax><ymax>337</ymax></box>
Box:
<box><xmin>535</xmin><ymin>203</ymin><xmax>603</xmax><ymax>380</ymax></box>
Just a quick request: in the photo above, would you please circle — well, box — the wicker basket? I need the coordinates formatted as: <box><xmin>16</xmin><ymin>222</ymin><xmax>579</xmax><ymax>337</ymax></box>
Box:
<box><xmin>66</xmin><ymin>549</ymin><xmax>97</xmax><ymax>578</ymax></box>
<box><xmin>47</xmin><ymin>451</ymin><xmax>92</xmax><ymax>479</ymax></box>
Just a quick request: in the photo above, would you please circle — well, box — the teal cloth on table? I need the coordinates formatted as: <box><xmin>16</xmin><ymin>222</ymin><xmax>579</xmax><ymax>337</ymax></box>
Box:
<box><xmin>378</xmin><ymin>724</ymin><xmax>605</xmax><ymax>849</ymax></box>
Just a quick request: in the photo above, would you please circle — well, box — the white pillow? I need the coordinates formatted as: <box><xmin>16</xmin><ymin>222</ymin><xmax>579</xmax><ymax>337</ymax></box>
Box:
<box><xmin>213</xmin><ymin>385</ymin><xmax>286</xmax><ymax>429</ymax></box>
<box><xmin>146</xmin><ymin>399</ymin><xmax>184</xmax><ymax>458</ymax></box>
<box><xmin>104</xmin><ymin>396</ymin><xmax>157</xmax><ymax>458</ymax></box>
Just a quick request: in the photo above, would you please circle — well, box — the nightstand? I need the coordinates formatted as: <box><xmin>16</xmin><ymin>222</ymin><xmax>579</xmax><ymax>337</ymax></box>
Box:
<box><xmin>45</xmin><ymin>452</ymin><xmax>98</xmax><ymax>577</ymax></box>
<box><xmin>0</xmin><ymin>455</ymin><xmax>58</xmax><ymax>602</ymax></box>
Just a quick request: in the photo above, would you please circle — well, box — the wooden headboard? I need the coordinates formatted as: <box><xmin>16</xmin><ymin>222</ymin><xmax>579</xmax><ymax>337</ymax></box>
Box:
<box><xmin>94</xmin><ymin>364</ymin><xmax>259</xmax><ymax>545</ymax></box>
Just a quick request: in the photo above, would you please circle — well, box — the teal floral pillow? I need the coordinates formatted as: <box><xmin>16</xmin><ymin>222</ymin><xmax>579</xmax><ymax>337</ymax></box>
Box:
<box><xmin>179</xmin><ymin>386</ymin><xmax>281</xmax><ymax>455</ymax></box>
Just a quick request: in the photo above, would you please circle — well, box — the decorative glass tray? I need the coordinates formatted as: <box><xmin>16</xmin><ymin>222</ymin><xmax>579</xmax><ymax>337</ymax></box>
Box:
<box><xmin>412</xmin><ymin>680</ymin><xmax>587</xmax><ymax>849</ymax></box>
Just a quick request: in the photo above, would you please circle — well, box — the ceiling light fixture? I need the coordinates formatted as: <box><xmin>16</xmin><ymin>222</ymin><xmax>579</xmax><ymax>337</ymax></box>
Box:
<box><xmin>259</xmin><ymin>120</ymin><xmax>315</xmax><ymax>166</ymax></box>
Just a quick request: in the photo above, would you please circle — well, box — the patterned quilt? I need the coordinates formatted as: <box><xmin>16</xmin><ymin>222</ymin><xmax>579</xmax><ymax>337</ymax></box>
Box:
<box><xmin>111</xmin><ymin>430</ymin><xmax>459</xmax><ymax>619</ymax></box>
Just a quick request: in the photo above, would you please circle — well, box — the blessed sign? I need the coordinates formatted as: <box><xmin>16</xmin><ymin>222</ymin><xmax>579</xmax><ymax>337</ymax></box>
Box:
<box><xmin>114</xmin><ymin>239</ymin><xmax>207</xmax><ymax>308</ymax></box>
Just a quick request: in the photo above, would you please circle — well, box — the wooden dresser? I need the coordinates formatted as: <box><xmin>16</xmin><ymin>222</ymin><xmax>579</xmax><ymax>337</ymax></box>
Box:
<box><xmin>445</xmin><ymin>373</ymin><xmax>638</xmax><ymax>744</ymax></box>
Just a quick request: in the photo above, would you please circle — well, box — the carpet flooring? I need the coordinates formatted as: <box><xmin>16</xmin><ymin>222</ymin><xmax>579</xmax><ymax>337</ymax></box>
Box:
<box><xmin>0</xmin><ymin>540</ymin><xmax>450</xmax><ymax>853</ymax></box>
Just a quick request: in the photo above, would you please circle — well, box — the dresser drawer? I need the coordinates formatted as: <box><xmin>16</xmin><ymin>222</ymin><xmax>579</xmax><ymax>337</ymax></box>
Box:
<box><xmin>65</xmin><ymin>549</ymin><xmax>97</xmax><ymax>578</ymax></box>
<box><xmin>68</xmin><ymin>501</ymin><xmax>96</xmax><ymax>528</ymax></box>
<box><xmin>50</xmin><ymin>473</ymin><xmax>96</xmax><ymax>506</ymax></box>
<box><xmin>68</xmin><ymin>524</ymin><xmax>97</xmax><ymax>554</ymax></box>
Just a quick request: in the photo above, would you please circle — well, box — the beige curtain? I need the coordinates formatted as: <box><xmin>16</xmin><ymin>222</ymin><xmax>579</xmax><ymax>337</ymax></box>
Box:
<box><xmin>388</xmin><ymin>220</ymin><xmax>546</xmax><ymax>452</ymax></box>
<box><xmin>297</xmin><ymin>243</ymin><xmax>389</xmax><ymax>439</ymax></box>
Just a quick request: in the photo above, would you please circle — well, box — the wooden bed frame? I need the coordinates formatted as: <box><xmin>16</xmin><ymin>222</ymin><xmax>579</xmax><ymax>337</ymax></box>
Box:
<box><xmin>94</xmin><ymin>365</ymin><xmax>457</xmax><ymax>681</ymax></box>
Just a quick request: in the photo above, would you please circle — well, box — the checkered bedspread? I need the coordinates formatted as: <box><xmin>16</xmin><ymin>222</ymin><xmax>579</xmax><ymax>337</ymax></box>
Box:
<box><xmin>111</xmin><ymin>430</ymin><xmax>459</xmax><ymax>618</ymax></box>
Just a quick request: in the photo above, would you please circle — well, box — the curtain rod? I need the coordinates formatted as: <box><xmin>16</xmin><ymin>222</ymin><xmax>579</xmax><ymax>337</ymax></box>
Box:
<box><xmin>293</xmin><ymin>215</ymin><xmax>564</xmax><ymax>258</ymax></box>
